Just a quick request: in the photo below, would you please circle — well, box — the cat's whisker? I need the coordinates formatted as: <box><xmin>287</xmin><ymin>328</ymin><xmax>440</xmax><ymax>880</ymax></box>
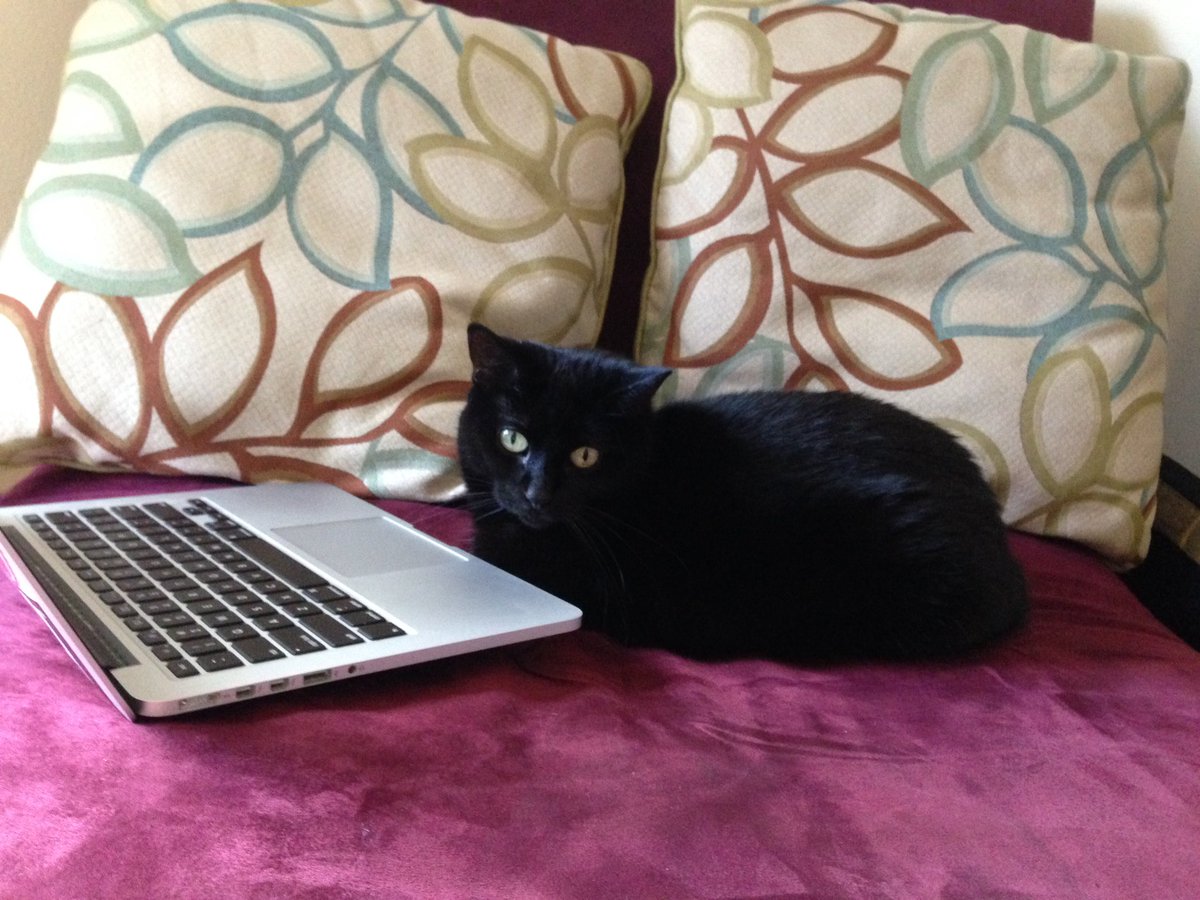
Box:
<box><xmin>581</xmin><ymin>505</ymin><xmax>690</xmax><ymax>575</ymax></box>
<box><xmin>565</xmin><ymin>518</ymin><xmax>630</xmax><ymax>641</ymax></box>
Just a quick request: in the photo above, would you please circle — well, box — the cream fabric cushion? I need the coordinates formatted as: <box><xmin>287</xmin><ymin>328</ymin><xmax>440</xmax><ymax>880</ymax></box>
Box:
<box><xmin>639</xmin><ymin>0</ymin><xmax>1190</xmax><ymax>564</ymax></box>
<box><xmin>0</xmin><ymin>0</ymin><xmax>651</xmax><ymax>499</ymax></box>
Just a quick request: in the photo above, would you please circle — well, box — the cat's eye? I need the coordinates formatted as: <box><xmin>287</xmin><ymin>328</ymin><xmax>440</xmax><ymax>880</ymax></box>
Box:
<box><xmin>570</xmin><ymin>446</ymin><xmax>600</xmax><ymax>469</ymax></box>
<box><xmin>498</xmin><ymin>427</ymin><xmax>528</xmax><ymax>454</ymax></box>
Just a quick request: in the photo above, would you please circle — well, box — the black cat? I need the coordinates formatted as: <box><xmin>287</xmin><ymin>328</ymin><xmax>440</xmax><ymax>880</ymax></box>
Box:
<box><xmin>457</xmin><ymin>324</ymin><xmax>1027</xmax><ymax>660</ymax></box>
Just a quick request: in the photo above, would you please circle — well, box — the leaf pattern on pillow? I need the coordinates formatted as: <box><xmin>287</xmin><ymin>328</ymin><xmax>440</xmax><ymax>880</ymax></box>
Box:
<box><xmin>26</xmin><ymin>1</ymin><xmax>643</xmax><ymax>301</ymax></box>
<box><xmin>4</xmin><ymin>253</ymin><xmax>455</xmax><ymax>497</ymax></box>
<box><xmin>641</xmin><ymin>0</ymin><xmax>1190</xmax><ymax>563</ymax></box>
<box><xmin>1</xmin><ymin>0</ymin><xmax>652</xmax><ymax>501</ymax></box>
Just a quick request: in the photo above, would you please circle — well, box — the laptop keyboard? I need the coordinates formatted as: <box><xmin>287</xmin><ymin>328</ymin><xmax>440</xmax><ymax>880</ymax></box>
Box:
<box><xmin>19</xmin><ymin>498</ymin><xmax>406</xmax><ymax>678</ymax></box>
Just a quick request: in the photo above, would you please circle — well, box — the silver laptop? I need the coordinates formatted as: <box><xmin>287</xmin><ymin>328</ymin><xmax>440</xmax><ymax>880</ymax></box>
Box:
<box><xmin>0</xmin><ymin>481</ymin><xmax>580</xmax><ymax>720</ymax></box>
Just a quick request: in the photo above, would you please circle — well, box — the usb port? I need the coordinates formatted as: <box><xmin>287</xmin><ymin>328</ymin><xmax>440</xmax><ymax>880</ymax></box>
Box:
<box><xmin>269</xmin><ymin>679</ymin><xmax>289</xmax><ymax>692</ymax></box>
<box><xmin>235</xmin><ymin>687</ymin><xmax>255</xmax><ymax>699</ymax></box>
<box><xmin>302</xmin><ymin>671</ymin><xmax>330</xmax><ymax>685</ymax></box>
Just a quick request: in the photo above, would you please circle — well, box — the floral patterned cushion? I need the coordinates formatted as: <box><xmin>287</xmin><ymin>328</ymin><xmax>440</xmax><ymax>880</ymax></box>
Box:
<box><xmin>638</xmin><ymin>0</ymin><xmax>1190</xmax><ymax>565</ymax></box>
<box><xmin>0</xmin><ymin>0</ymin><xmax>651</xmax><ymax>499</ymax></box>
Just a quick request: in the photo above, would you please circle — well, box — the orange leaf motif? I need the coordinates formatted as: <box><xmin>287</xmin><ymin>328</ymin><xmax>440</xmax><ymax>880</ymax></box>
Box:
<box><xmin>805</xmin><ymin>284</ymin><xmax>962</xmax><ymax>390</ymax></box>
<box><xmin>656</xmin><ymin>137</ymin><xmax>756</xmax><ymax>241</ymax></box>
<box><xmin>664</xmin><ymin>232</ymin><xmax>773</xmax><ymax>368</ymax></box>
<box><xmin>153</xmin><ymin>244</ymin><xmax>277</xmax><ymax>444</ymax></box>
<box><xmin>775</xmin><ymin>160</ymin><xmax>968</xmax><ymax>259</ymax></box>
<box><xmin>393</xmin><ymin>380</ymin><xmax>470</xmax><ymax>459</ymax></box>
<box><xmin>761</xmin><ymin>6</ymin><xmax>897</xmax><ymax>83</ymax></box>
<box><xmin>233</xmin><ymin>452</ymin><xmax>371</xmax><ymax>497</ymax></box>
<box><xmin>42</xmin><ymin>285</ymin><xmax>153</xmax><ymax>459</ymax></box>
<box><xmin>548</xmin><ymin>38</ymin><xmax>642</xmax><ymax>129</ymax></box>
<box><xmin>761</xmin><ymin>69</ymin><xmax>905</xmax><ymax>164</ymax></box>
<box><xmin>0</xmin><ymin>293</ymin><xmax>50</xmax><ymax>434</ymax></box>
<box><xmin>295</xmin><ymin>277</ymin><xmax>442</xmax><ymax>434</ymax></box>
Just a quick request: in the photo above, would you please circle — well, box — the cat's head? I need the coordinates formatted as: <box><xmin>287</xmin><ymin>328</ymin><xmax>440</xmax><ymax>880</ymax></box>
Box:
<box><xmin>457</xmin><ymin>324</ymin><xmax>670</xmax><ymax>529</ymax></box>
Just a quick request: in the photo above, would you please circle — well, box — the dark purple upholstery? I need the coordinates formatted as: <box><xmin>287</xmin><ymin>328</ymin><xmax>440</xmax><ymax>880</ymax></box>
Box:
<box><xmin>3</xmin><ymin>468</ymin><xmax>1199</xmax><ymax>897</ymax></box>
<box><xmin>11</xmin><ymin>3</ymin><xmax>1196</xmax><ymax>898</ymax></box>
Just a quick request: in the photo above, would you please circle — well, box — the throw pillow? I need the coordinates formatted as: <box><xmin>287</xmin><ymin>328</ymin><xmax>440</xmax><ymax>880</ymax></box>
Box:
<box><xmin>0</xmin><ymin>0</ymin><xmax>651</xmax><ymax>500</ymax></box>
<box><xmin>638</xmin><ymin>0</ymin><xmax>1189</xmax><ymax>565</ymax></box>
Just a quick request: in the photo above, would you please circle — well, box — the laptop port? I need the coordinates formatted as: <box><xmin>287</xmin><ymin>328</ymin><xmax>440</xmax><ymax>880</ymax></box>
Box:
<box><xmin>235</xmin><ymin>687</ymin><xmax>255</xmax><ymax>699</ymax></box>
<box><xmin>269</xmin><ymin>679</ymin><xmax>289</xmax><ymax>692</ymax></box>
<box><xmin>302</xmin><ymin>670</ymin><xmax>330</xmax><ymax>685</ymax></box>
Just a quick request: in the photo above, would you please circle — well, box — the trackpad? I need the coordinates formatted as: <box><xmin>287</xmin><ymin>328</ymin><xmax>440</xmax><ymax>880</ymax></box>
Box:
<box><xmin>273</xmin><ymin>517</ymin><xmax>457</xmax><ymax>577</ymax></box>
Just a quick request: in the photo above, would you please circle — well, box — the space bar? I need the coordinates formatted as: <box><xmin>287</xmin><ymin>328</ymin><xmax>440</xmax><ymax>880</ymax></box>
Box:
<box><xmin>226</xmin><ymin>535</ymin><xmax>327</xmax><ymax>589</ymax></box>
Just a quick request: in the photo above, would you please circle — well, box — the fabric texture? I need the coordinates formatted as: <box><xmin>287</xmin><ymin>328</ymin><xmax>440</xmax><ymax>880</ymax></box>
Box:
<box><xmin>0</xmin><ymin>0</ymin><xmax>651</xmax><ymax>500</ymax></box>
<box><xmin>638</xmin><ymin>0</ymin><xmax>1190</xmax><ymax>565</ymax></box>
<box><xmin>2</xmin><ymin>467</ymin><xmax>1199</xmax><ymax>898</ymax></box>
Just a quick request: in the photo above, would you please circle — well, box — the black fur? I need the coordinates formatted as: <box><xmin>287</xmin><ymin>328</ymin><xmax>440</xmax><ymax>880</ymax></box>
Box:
<box><xmin>457</xmin><ymin>324</ymin><xmax>1028</xmax><ymax>660</ymax></box>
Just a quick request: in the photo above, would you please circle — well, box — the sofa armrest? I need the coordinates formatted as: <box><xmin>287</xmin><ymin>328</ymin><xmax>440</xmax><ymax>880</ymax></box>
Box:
<box><xmin>1121</xmin><ymin>458</ymin><xmax>1200</xmax><ymax>650</ymax></box>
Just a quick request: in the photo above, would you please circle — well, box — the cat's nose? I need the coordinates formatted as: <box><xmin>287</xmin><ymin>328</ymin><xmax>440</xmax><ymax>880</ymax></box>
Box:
<box><xmin>524</xmin><ymin>482</ymin><xmax>551</xmax><ymax>509</ymax></box>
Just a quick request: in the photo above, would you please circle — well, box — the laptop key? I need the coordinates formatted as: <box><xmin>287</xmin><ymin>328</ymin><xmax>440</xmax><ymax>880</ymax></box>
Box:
<box><xmin>257</xmin><ymin>614</ymin><xmax>292</xmax><ymax>631</ymax></box>
<box><xmin>155</xmin><ymin>611</ymin><xmax>194</xmax><ymax>629</ymax></box>
<box><xmin>272</xmin><ymin>626</ymin><xmax>324</xmax><ymax>655</ymax></box>
<box><xmin>134</xmin><ymin>599</ymin><xmax>174</xmax><ymax>617</ymax></box>
<box><xmin>232</xmin><ymin>636</ymin><xmax>286</xmax><ymax>663</ymax></box>
<box><xmin>167</xmin><ymin>659</ymin><xmax>199</xmax><ymax>678</ymax></box>
<box><xmin>216</xmin><ymin>622</ymin><xmax>257</xmax><ymax>642</ymax></box>
<box><xmin>200</xmin><ymin>609</ymin><xmax>241</xmax><ymax>628</ymax></box>
<box><xmin>181</xmin><ymin>637</ymin><xmax>224</xmax><ymax>658</ymax></box>
<box><xmin>304</xmin><ymin>613</ymin><xmax>364</xmax><ymax>647</ymax></box>
<box><xmin>227</xmin><ymin>535</ymin><xmax>328</xmax><ymax>589</ymax></box>
<box><xmin>173</xmin><ymin>587</ymin><xmax>213</xmax><ymax>604</ymax></box>
<box><xmin>185</xmin><ymin>598</ymin><xmax>225</xmax><ymax>616</ymax></box>
<box><xmin>343</xmin><ymin>609</ymin><xmax>383</xmax><ymax>627</ymax></box>
<box><xmin>196</xmin><ymin>651</ymin><xmax>243</xmax><ymax>673</ymax></box>
<box><xmin>153</xmin><ymin>644</ymin><xmax>183</xmax><ymax>661</ymax></box>
<box><xmin>360</xmin><ymin>621</ymin><xmax>407</xmax><ymax>640</ymax></box>
<box><xmin>166</xmin><ymin>623</ymin><xmax>207</xmax><ymax>642</ymax></box>
<box><xmin>305</xmin><ymin>585</ymin><xmax>347</xmax><ymax>603</ymax></box>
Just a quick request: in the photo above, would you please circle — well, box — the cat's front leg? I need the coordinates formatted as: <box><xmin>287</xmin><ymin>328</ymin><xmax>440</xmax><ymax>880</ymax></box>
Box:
<box><xmin>472</xmin><ymin>519</ymin><xmax>612</xmax><ymax>626</ymax></box>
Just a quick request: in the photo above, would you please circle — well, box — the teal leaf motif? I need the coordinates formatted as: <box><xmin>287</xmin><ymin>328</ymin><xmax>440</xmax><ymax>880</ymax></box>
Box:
<box><xmin>436</xmin><ymin>5</ymin><xmax>465</xmax><ymax>55</ymax></box>
<box><xmin>68</xmin><ymin>0</ymin><xmax>162</xmax><ymax>58</ymax></box>
<box><xmin>963</xmin><ymin>117</ymin><xmax>1087</xmax><ymax>248</ymax></box>
<box><xmin>293</xmin><ymin>0</ymin><xmax>412</xmax><ymax>28</ymax></box>
<box><xmin>1027</xmin><ymin>303</ymin><xmax>1157</xmax><ymax>398</ymax></box>
<box><xmin>20</xmin><ymin>174</ymin><xmax>198</xmax><ymax>296</ymax></box>
<box><xmin>132</xmin><ymin>107</ymin><xmax>293</xmax><ymax>238</ymax></box>
<box><xmin>1024</xmin><ymin>31</ymin><xmax>1116</xmax><ymax>124</ymax></box>
<box><xmin>1129</xmin><ymin>56</ymin><xmax>1192</xmax><ymax>135</ymax></box>
<box><xmin>287</xmin><ymin>125</ymin><xmax>394</xmax><ymax>291</ymax></box>
<box><xmin>901</xmin><ymin>29</ymin><xmax>1015</xmax><ymax>185</ymax></box>
<box><xmin>165</xmin><ymin>5</ymin><xmax>342</xmax><ymax>102</ymax></box>
<box><xmin>43</xmin><ymin>71</ymin><xmax>143</xmax><ymax>164</ymax></box>
<box><xmin>696</xmin><ymin>335</ymin><xmax>791</xmax><ymax>396</ymax></box>
<box><xmin>933</xmin><ymin>246</ymin><xmax>1095</xmax><ymax>339</ymax></box>
<box><xmin>363</xmin><ymin>63</ymin><xmax>461</xmax><ymax>222</ymax></box>
<box><xmin>1097</xmin><ymin>141</ymin><xmax>1170</xmax><ymax>288</ymax></box>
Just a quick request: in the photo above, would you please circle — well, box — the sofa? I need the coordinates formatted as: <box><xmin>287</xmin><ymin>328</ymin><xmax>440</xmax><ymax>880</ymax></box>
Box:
<box><xmin>3</xmin><ymin>1</ymin><xmax>1199</xmax><ymax>897</ymax></box>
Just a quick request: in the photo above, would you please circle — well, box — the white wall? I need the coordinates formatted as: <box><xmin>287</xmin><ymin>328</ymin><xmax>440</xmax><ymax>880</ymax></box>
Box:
<box><xmin>2</xmin><ymin>1</ymin><xmax>1198</xmax><ymax>477</ymax></box>
<box><xmin>0</xmin><ymin>0</ymin><xmax>90</xmax><ymax>240</ymax></box>
<box><xmin>1094</xmin><ymin>1</ymin><xmax>1200</xmax><ymax>477</ymax></box>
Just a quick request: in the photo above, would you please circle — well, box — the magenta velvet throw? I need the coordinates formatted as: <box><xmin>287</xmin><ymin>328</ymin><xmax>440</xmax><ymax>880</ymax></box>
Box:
<box><xmin>2</xmin><ymin>468</ymin><xmax>1198</xmax><ymax>898</ymax></box>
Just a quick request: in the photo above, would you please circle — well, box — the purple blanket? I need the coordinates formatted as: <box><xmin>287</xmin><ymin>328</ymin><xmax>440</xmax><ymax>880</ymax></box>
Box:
<box><xmin>2</xmin><ymin>468</ymin><xmax>1198</xmax><ymax>897</ymax></box>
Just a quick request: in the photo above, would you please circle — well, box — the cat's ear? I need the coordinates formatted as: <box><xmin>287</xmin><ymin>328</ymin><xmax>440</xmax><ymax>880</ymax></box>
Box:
<box><xmin>621</xmin><ymin>365</ymin><xmax>672</xmax><ymax>409</ymax></box>
<box><xmin>467</xmin><ymin>323</ymin><xmax>518</xmax><ymax>389</ymax></box>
